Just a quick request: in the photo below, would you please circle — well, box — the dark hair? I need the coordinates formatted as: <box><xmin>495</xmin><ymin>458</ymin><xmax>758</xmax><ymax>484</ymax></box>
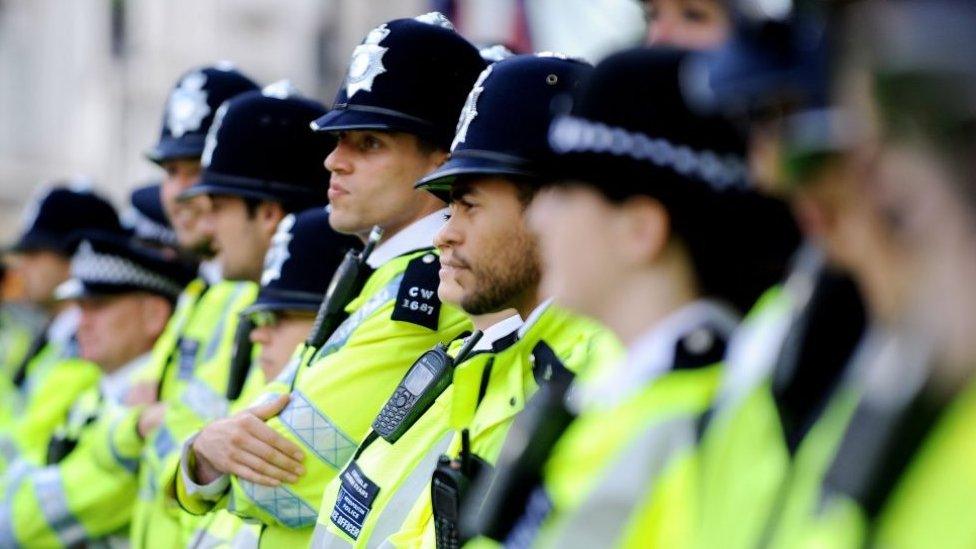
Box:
<box><xmin>242</xmin><ymin>196</ymin><xmax>309</xmax><ymax>218</ymax></box>
<box><xmin>415</xmin><ymin>135</ymin><xmax>447</xmax><ymax>156</ymax></box>
<box><xmin>598</xmin><ymin>174</ymin><xmax>800</xmax><ymax>314</ymax></box>
<box><xmin>449</xmin><ymin>175</ymin><xmax>539</xmax><ymax>208</ymax></box>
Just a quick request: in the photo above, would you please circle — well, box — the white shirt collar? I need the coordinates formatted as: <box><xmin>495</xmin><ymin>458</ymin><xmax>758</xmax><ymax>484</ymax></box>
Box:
<box><xmin>473</xmin><ymin>314</ymin><xmax>524</xmax><ymax>351</ymax></box>
<box><xmin>100</xmin><ymin>352</ymin><xmax>151</xmax><ymax>405</ymax></box>
<box><xmin>47</xmin><ymin>306</ymin><xmax>80</xmax><ymax>346</ymax></box>
<box><xmin>517</xmin><ymin>298</ymin><xmax>554</xmax><ymax>339</ymax></box>
<box><xmin>366</xmin><ymin>209</ymin><xmax>447</xmax><ymax>269</ymax></box>
<box><xmin>577</xmin><ymin>299</ymin><xmax>740</xmax><ymax>409</ymax></box>
<box><xmin>198</xmin><ymin>260</ymin><xmax>223</xmax><ymax>284</ymax></box>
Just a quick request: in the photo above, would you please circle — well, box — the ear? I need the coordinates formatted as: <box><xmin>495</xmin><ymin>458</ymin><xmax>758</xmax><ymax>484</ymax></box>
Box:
<box><xmin>616</xmin><ymin>196</ymin><xmax>671</xmax><ymax>266</ymax></box>
<box><xmin>140</xmin><ymin>295</ymin><xmax>174</xmax><ymax>341</ymax></box>
<box><xmin>258</xmin><ymin>200</ymin><xmax>287</xmax><ymax>236</ymax></box>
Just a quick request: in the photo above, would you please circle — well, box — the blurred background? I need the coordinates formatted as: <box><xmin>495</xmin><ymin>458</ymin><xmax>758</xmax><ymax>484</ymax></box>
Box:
<box><xmin>0</xmin><ymin>0</ymin><xmax>645</xmax><ymax>241</ymax></box>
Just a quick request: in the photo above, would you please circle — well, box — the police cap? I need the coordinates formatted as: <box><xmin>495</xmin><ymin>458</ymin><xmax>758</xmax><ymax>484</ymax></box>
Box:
<box><xmin>416</xmin><ymin>53</ymin><xmax>592</xmax><ymax>201</ymax></box>
<box><xmin>546</xmin><ymin>47</ymin><xmax>749</xmax><ymax>202</ymax></box>
<box><xmin>11</xmin><ymin>186</ymin><xmax>123</xmax><ymax>256</ymax></box>
<box><xmin>55</xmin><ymin>231</ymin><xmax>196</xmax><ymax>303</ymax></box>
<box><xmin>146</xmin><ymin>64</ymin><xmax>260</xmax><ymax>164</ymax></box>
<box><xmin>243</xmin><ymin>207</ymin><xmax>362</xmax><ymax>314</ymax></box>
<box><xmin>310</xmin><ymin>12</ymin><xmax>487</xmax><ymax>150</ymax></box>
<box><xmin>122</xmin><ymin>183</ymin><xmax>179</xmax><ymax>249</ymax></box>
<box><xmin>180</xmin><ymin>83</ymin><xmax>333</xmax><ymax>208</ymax></box>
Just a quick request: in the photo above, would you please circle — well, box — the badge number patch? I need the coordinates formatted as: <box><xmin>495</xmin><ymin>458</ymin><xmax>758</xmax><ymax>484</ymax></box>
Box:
<box><xmin>391</xmin><ymin>253</ymin><xmax>442</xmax><ymax>330</ymax></box>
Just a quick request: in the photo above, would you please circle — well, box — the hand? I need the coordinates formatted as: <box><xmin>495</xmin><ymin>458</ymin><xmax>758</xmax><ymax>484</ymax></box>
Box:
<box><xmin>137</xmin><ymin>402</ymin><xmax>168</xmax><ymax>439</ymax></box>
<box><xmin>191</xmin><ymin>394</ymin><xmax>305</xmax><ymax>487</ymax></box>
<box><xmin>125</xmin><ymin>381</ymin><xmax>159</xmax><ymax>407</ymax></box>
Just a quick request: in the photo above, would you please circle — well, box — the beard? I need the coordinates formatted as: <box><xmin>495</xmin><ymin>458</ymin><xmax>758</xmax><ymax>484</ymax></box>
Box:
<box><xmin>459</xmin><ymin>231</ymin><xmax>541</xmax><ymax>315</ymax></box>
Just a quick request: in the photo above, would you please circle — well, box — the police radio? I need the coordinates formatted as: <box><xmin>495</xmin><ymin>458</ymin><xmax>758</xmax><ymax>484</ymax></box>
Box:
<box><xmin>305</xmin><ymin>226</ymin><xmax>383</xmax><ymax>349</ymax></box>
<box><xmin>373</xmin><ymin>331</ymin><xmax>483</xmax><ymax>444</ymax></box>
<box><xmin>461</xmin><ymin>370</ymin><xmax>576</xmax><ymax>541</ymax></box>
<box><xmin>225</xmin><ymin>315</ymin><xmax>256</xmax><ymax>400</ymax></box>
<box><xmin>432</xmin><ymin>429</ymin><xmax>491</xmax><ymax>549</ymax></box>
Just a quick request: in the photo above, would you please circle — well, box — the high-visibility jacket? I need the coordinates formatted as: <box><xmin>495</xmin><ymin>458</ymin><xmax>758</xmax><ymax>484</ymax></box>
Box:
<box><xmin>178</xmin><ymin>249</ymin><xmax>472</xmax><ymax>548</ymax></box>
<box><xmin>696</xmin><ymin>256</ymin><xmax>866</xmax><ymax>549</ymax></box>
<box><xmin>0</xmin><ymin>304</ymin><xmax>43</xmax><ymax>381</ymax></box>
<box><xmin>310</xmin><ymin>319</ymin><xmax>524</xmax><ymax>548</ymax></box>
<box><xmin>0</xmin><ymin>356</ymin><xmax>149</xmax><ymax>547</ymax></box>
<box><xmin>106</xmin><ymin>278</ymin><xmax>256</xmax><ymax>549</ymax></box>
<box><xmin>385</xmin><ymin>304</ymin><xmax>618</xmax><ymax>548</ymax></box>
<box><xmin>773</xmin><ymin>363</ymin><xmax>976</xmax><ymax>548</ymax></box>
<box><xmin>0</xmin><ymin>342</ymin><xmax>101</xmax><ymax>473</ymax></box>
<box><xmin>181</xmin><ymin>362</ymin><xmax>269</xmax><ymax>549</ymax></box>
<box><xmin>524</xmin><ymin>301</ymin><xmax>737</xmax><ymax>549</ymax></box>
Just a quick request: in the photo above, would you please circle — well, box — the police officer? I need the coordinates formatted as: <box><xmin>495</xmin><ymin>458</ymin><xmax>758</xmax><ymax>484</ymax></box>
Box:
<box><xmin>94</xmin><ymin>65</ymin><xmax>257</xmax><ymax>549</ymax></box>
<box><xmin>179</xmin><ymin>13</ymin><xmax>483</xmax><ymax>546</ymax></box>
<box><xmin>788</xmin><ymin>2</ymin><xmax>976</xmax><ymax>547</ymax></box>
<box><xmin>0</xmin><ymin>231</ymin><xmax>195</xmax><ymax>547</ymax></box>
<box><xmin>177</xmin><ymin>207</ymin><xmax>360</xmax><ymax>548</ymax></box>
<box><xmin>476</xmin><ymin>47</ymin><xmax>794</xmax><ymax>549</ymax></box>
<box><xmin>146</xmin><ymin>64</ymin><xmax>259</xmax><ymax>261</ymax></box>
<box><xmin>0</xmin><ymin>186</ymin><xmax>125</xmax><ymax>471</ymax></box>
<box><xmin>687</xmin><ymin>4</ymin><xmax>869</xmax><ymax>548</ymax></box>
<box><xmin>130</xmin><ymin>82</ymin><xmax>334</xmax><ymax>547</ymax></box>
<box><xmin>309</xmin><ymin>53</ymin><xmax>603</xmax><ymax>548</ymax></box>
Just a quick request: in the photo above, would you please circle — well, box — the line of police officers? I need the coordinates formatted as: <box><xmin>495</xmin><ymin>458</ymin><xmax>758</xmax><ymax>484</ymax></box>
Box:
<box><xmin>0</xmin><ymin>0</ymin><xmax>974</xmax><ymax>547</ymax></box>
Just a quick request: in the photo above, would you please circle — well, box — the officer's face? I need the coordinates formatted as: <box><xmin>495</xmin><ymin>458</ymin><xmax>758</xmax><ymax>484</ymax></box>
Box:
<box><xmin>206</xmin><ymin>195</ymin><xmax>285</xmax><ymax>283</ymax></box>
<box><xmin>248</xmin><ymin>311</ymin><xmax>315</xmax><ymax>381</ymax></box>
<box><xmin>159</xmin><ymin>159</ymin><xmax>214</xmax><ymax>256</ymax></box>
<box><xmin>528</xmin><ymin>184</ymin><xmax>623</xmax><ymax>320</ymax></box>
<box><xmin>643</xmin><ymin>0</ymin><xmax>730</xmax><ymax>49</ymax></box>
<box><xmin>8</xmin><ymin>250</ymin><xmax>70</xmax><ymax>305</ymax></box>
<box><xmin>77</xmin><ymin>293</ymin><xmax>171</xmax><ymax>371</ymax></box>
<box><xmin>325</xmin><ymin>131</ymin><xmax>447</xmax><ymax>239</ymax></box>
<box><xmin>435</xmin><ymin>177</ymin><xmax>541</xmax><ymax>317</ymax></box>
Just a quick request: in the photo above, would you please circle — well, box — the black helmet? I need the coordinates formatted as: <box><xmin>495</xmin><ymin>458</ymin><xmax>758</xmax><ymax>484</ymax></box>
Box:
<box><xmin>310</xmin><ymin>13</ymin><xmax>487</xmax><ymax>149</ymax></box>
<box><xmin>145</xmin><ymin>64</ymin><xmax>260</xmax><ymax>164</ymax></box>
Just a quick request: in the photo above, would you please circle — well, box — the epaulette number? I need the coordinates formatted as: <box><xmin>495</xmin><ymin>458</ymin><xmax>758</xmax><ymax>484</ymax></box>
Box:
<box><xmin>392</xmin><ymin>253</ymin><xmax>442</xmax><ymax>330</ymax></box>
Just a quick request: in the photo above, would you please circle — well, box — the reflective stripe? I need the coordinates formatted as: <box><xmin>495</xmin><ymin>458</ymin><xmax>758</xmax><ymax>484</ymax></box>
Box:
<box><xmin>108</xmin><ymin>417</ymin><xmax>140</xmax><ymax>474</ymax></box>
<box><xmin>370</xmin><ymin>431</ymin><xmax>454</xmax><ymax>545</ymax></box>
<box><xmin>317</xmin><ymin>275</ymin><xmax>403</xmax><ymax>359</ymax></box>
<box><xmin>34</xmin><ymin>467</ymin><xmax>88</xmax><ymax>546</ymax></box>
<box><xmin>278</xmin><ymin>391</ymin><xmax>357</xmax><ymax>469</ymax></box>
<box><xmin>203</xmin><ymin>284</ymin><xmax>250</xmax><ymax>363</ymax></box>
<box><xmin>0</xmin><ymin>436</ymin><xmax>18</xmax><ymax>463</ymax></box>
<box><xmin>312</xmin><ymin>432</ymin><xmax>454</xmax><ymax>549</ymax></box>
<box><xmin>4</xmin><ymin>460</ymin><xmax>33</xmax><ymax>502</ymax></box>
<box><xmin>310</xmin><ymin>524</ymin><xmax>351</xmax><ymax>549</ymax></box>
<box><xmin>182</xmin><ymin>378</ymin><xmax>229</xmax><ymax>420</ymax></box>
<box><xmin>546</xmin><ymin>416</ymin><xmax>696</xmax><ymax>548</ymax></box>
<box><xmin>0</xmin><ymin>503</ymin><xmax>18</xmax><ymax>548</ymax></box>
<box><xmin>230</xmin><ymin>525</ymin><xmax>260</xmax><ymax>549</ymax></box>
<box><xmin>240</xmin><ymin>480</ymin><xmax>317</xmax><ymax>528</ymax></box>
<box><xmin>189</xmin><ymin>530</ymin><xmax>224</xmax><ymax>549</ymax></box>
<box><xmin>154</xmin><ymin>425</ymin><xmax>176</xmax><ymax>459</ymax></box>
